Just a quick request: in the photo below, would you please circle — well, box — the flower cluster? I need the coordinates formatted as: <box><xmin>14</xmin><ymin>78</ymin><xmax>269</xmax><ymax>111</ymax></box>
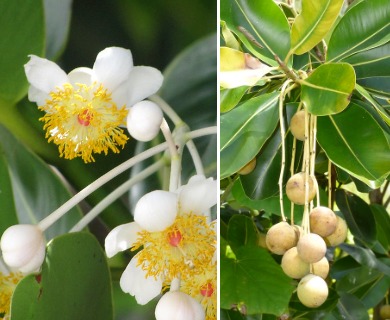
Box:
<box><xmin>24</xmin><ymin>47</ymin><xmax>164</xmax><ymax>163</ymax></box>
<box><xmin>105</xmin><ymin>175</ymin><xmax>217</xmax><ymax>319</ymax></box>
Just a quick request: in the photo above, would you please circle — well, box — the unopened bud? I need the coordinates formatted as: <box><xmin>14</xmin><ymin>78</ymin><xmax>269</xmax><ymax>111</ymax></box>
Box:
<box><xmin>0</xmin><ymin>224</ymin><xmax>45</xmax><ymax>274</ymax></box>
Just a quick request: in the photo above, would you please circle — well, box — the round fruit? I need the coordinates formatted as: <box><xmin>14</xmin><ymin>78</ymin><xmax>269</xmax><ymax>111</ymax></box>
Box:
<box><xmin>297</xmin><ymin>274</ymin><xmax>328</xmax><ymax>308</ymax></box>
<box><xmin>265</xmin><ymin>221</ymin><xmax>298</xmax><ymax>255</ymax></box>
<box><xmin>380</xmin><ymin>304</ymin><xmax>390</xmax><ymax>319</ymax></box>
<box><xmin>290</xmin><ymin>110</ymin><xmax>305</xmax><ymax>141</ymax></box>
<box><xmin>311</xmin><ymin>256</ymin><xmax>329</xmax><ymax>279</ymax></box>
<box><xmin>238</xmin><ymin>158</ymin><xmax>256</xmax><ymax>175</ymax></box>
<box><xmin>310</xmin><ymin>206</ymin><xmax>337</xmax><ymax>237</ymax></box>
<box><xmin>258</xmin><ymin>232</ymin><xmax>267</xmax><ymax>249</ymax></box>
<box><xmin>286</xmin><ymin>172</ymin><xmax>316</xmax><ymax>205</ymax></box>
<box><xmin>281</xmin><ymin>247</ymin><xmax>309</xmax><ymax>279</ymax></box>
<box><xmin>325</xmin><ymin>216</ymin><xmax>348</xmax><ymax>247</ymax></box>
<box><xmin>297</xmin><ymin>233</ymin><xmax>327</xmax><ymax>263</ymax></box>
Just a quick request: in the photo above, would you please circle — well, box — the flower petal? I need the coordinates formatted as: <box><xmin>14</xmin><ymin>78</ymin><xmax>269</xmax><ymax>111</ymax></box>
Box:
<box><xmin>134</xmin><ymin>190</ymin><xmax>178</xmax><ymax>232</ymax></box>
<box><xmin>92</xmin><ymin>47</ymin><xmax>133</xmax><ymax>92</ymax></box>
<box><xmin>126</xmin><ymin>66</ymin><xmax>164</xmax><ymax>106</ymax></box>
<box><xmin>104</xmin><ymin>222</ymin><xmax>142</xmax><ymax>258</ymax></box>
<box><xmin>155</xmin><ymin>291</ymin><xmax>205</xmax><ymax>320</ymax></box>
<box><xmin>120</xmin><ymin>255</ymin><xmax>162</xmax><ymax>305</ymax></box>
<box><xmin>126</xmin><ymin>101</ymin><xmax>163</xmax><ymax>141</ymax></box>
<box><xmin>28</xmin><ymin>85</ymin><xmax>49</xmax><ymax>106</ymax></box>
<box><xmin>179</xmin><ymin>175</ymin><xmax>217</xmax><ymax>216</ymax></box>
<box><xmin>24</xmin><ymin>55</ymin><xmax>69</xmax><ymax>94</ymax></box>
<box><xmin>68</xmin><ymin>67</ymin><xmax>92</xmax><ymax>86</ymax></box>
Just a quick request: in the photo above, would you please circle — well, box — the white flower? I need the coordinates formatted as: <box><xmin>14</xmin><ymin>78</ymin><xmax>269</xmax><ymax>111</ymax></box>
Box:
<box><xmin>155</xmin><ymin>291</ymin><xmax>205</xmax><ymax>320</ymax></box>
<box><xmin>0</xmin><ymin>225</ymin><xmax>45</xmax><ymax>274</ymax></box>
<box><xmin>24</xmin><ymin>47</ymin><xmax>164</xmax><ymax>162</ymax></box>
<box><xmin>104</xmin><ymin>175</ymin><xmax>217</xmax><ymax>305</ymax></box>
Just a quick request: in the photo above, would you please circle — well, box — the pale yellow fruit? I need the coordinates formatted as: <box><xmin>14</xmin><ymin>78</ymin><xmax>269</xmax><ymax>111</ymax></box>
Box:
<box><xmin>290</xmin><ymin>110</ymin><xmax>305</xmax><ymax>141</ymax></box>
<box><xmin>297</xmin><ymin>233</ymin><xmax>327</xmax><ymax>263</ymax></box>
<box><xmin>258</xmin><ymin>232</ymin><xmax>268</xmax><ymax>249</ymax></box>
<box><xmin>380</xmin><ymin>304</ymin><xmax>390</xmax><ymax>319</ymax></box>
<box><xmin>286</xmin><ymin>172</ymin><xmax>316</xmax><ymax>205</ymax></box>
<box><xmin>238</xmin><ymin>158</ymin><xmax>256</xmax><ymax>175</ymax></box>
<box><xmin>265</xmin><ymin>221</ymin><xmax>298</xmax><ymax>255</ymax></box>
<box><xmin>297</xmin><ymin>274</ymin><xmax>328</xmax><ymax>308</ymax></box>
<box><xmin>325</xmin><ymin>216</ymin><xmax>348</xmax><ymax>247</ymax></box>
<box><xmin>281</xmin><ymin>247</ymin><xmax>309</xmax><ymax>279</ymax></box>
<box><xmin>310</xmin><ymin>206</ymin><xmax>337</xmax><ymax>237</ymax></box>
<box><xmin>311</xmin><ymin>257</ymin><xmax>329</xmax><ymax>279</ymax></box>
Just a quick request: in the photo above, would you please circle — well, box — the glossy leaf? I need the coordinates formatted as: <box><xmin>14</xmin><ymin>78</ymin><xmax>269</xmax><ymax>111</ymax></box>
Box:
<box><xmin>220</xmin><ymin>92</ymin><xmax>279</xmax><ymax>179</ymax></box>
<box><xmin>335</xmin><ymin>190</ymin><xmax>377</xmax><ymax>248</ymax></box>
<box><xmin>220</xmin><ymin>246</ymin><xmax>294</xmax><ymax>315</ymax></box>
<box><xmin>289</xmin><ymin>0</ymin><xmax>343</xmax><ymax>55</ymax></box>
<box><xmin>359</xmin><ymin>76</ymin><xmax>390</xmax><ymax>99</ymax></box>
<box><xmin>344</xmin><ymin>43</ymin><xmax>390</xmax><ymax>79</ymax></box>
<box><xmin>300</xmin><ymin>63</ymin><xmax>355</xmax><ymax>115</ymax></box>
<box><xmin>11</xmin><ymin>232</ymin><xmax>113</xmax><ymax>320</ymax></box>
<box><xmin>327</xmin><ymin>0</ymin><xmax>390</xmax><ymax>62</ymax></box>
<box><xmin>220</xmin><ymin>87</ymin><xmax>248</xmax><ymax>113</ymax></box>
<box><xmin>317</xmin><ymin>103</ymin><xmax>390</xmax><ymax>188</ymax></box>
<box><xmin>0</xmin><ymin>125</ymin><xmax>83</xmax><ymax>240</ymax></box>
<box><xmin>333</xmin><ymin>292</ymin><xmax>369</xmax><ymax>320</ymax></box>
<box><xmin>339</xmin><ymin>243</ymin><xmax>390</xmax><ymax>277</ymax></box>
<box><xmin>371</xmin><ymin>204</ymin><xmax>390</xmax><ymax>251</ymax></box>
<box><xmin>220</xmin><ymin>0</ymin><xmax>290</xmax><ymax>65</ymax></box>
<box><xmin>227</xmin><ymin>215</ymin><xmax>258</xmax><ymax>251</ymax></box>
<box><xmin>0</xmin><ymin>151</ymin><xmax>18</xmax><ymax>235</ymax></box>
<box><xmin>0</xmin><ymin>0</ymin><xmax>44</xmax><ymax>104</ymax></box>
<box><xmin>44</xmin><ymin>0</ymin><xmax>73</xmax><ymax>59</ymax></box>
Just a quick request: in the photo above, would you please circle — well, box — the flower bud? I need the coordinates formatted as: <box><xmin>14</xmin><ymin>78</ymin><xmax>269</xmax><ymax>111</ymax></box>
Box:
<box><xmin>0</xmin><ymin>225</ymin><xmax>46</xmax><ymax>274</ymax></box>
<box><xmin>155</xmin><ymin>291</ymin><xmax>205</xmax><ymax>320</ymax></box>
<box><xmin>127</xmin><ymin>100</ymin><xmax>163</xmax><ymax>141</ymax></box>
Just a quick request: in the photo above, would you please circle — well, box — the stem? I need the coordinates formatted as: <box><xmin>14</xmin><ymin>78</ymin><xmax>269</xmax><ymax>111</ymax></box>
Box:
<box><xmin>149</xmin><ymin>95</ymin><xmax>183</xmax><ymax>126</ymax></box>
<box><xmin>37</xmin><ymin>127</ymin><xmax>216</xmax><ymax>232</ymax></box>
<box><xmin>69</xmin><ymin>160</ymin><xmax>164</xmax><ymax>232</ymax></box>
<box><xmin>160</xmin><ymin>118</ymin><xmax>181</xmax><ymax>192</ymax></box>
<box><xmin>278</xmin><ymin>80</ymin><xmax>294</xmax><ymax>221</ymax></box>
<box><xmin>310</xmin><ymin>115</ymin><xmax>319</xmax><ymax>208</ymax></box>
<box><xmin>303</xmin><ymin>108</ymin><xmax>311</xmax><ymax>234</ymax></box>
<box><xmin>186</xmin><ymin>140</ymin><xmax>204</xmax><ymax>175</ymax></box>
<box><xmin>290</xmin><ymin>137</ymin><xmax>297</xmax><ymax>225</ymax></box>
<box><xmin>328</xmin><ymin>160</ymin><xmax>332</xmax><ymax>209</ymax></box>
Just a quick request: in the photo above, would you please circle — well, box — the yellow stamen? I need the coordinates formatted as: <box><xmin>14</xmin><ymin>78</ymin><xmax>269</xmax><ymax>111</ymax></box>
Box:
<box><xmin>181</xmin><ymin>260</ymin><xmax>217</xmax><ymax>320</ymax></box>
<box><xmin>0</xmin><ymin>272</ymin><xmax>23</xmax><ymax>319</ymax></box>
<box><xmin>39</xmin><ymin>83</ymin><xmax>129</xmax><ymax>163</ymax></box>
<box><xmin>132</xmin><ymin>213</ymin><xmax>216</xmax><ymax>282</ymax></box>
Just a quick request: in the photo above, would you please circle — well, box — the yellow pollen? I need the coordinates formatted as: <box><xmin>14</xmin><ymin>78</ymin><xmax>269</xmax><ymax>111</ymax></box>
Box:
<box><xmin>0</xmin><ymin>272</ymin><xmax>23</xmax><ymax>318</ymax></box>
<box><xmin>39</xmin><ymin>82</ymin><xmax>129</xmax><ymax>163</ymax></box>
<box><xmin>132</xmin><ymin>213</ymin><xmax>216</xmax><ymax>282</ymax></box>
<box><xmin>181</xmin><ymin>260</ymin><xmax>217</xmax><ymax>320</ymax></box>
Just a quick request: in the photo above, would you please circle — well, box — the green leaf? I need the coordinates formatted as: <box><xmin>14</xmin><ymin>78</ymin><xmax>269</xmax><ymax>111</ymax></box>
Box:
<box><xmin>371</xmin><ymin>204</ymin><xmax>390</xmax><ymax>252</ymax></box>
<box><xmin>332</xmin><ymin>292</ymin><xmax>369</xmax><ymax>320</ymax></box>
<box><xmin>335</xmin><ymin>190</ymin><xmax>377</xmax><ymax>248</ymax></box>
<box><xmin>0</xmin><ymin>152</ymin><xmax>18</xmax><ymax>235</ymax></box>
<box><xmin>220</xmin><ymin>92</ymin><xmax>279</xmax><ymax>179</ymax></box>
<box><xmin>300</xmin><ymin>63</ymin><xmax>355</xmax><ymax>115</ymax></box>
<box><xmin>221</xmin><ymin>87</ymin><xmax>248</xmax><ymax>113</ymax></box>
<box><xmin>0</xmin><ymin>125</ymin><xmax>83</xmax><ymax>239</ymax></box>
<box><xmin>316</xmin><ymin>103</ymin><xmax>390</xmax><ymax>188</ymax></box>
<box><xmin>220</xmin><ymin>0</ymin><xmax>291</xmax><ymax>65</ymax></box>
<box><xmin>0</xmin><ymin>0</ymin><xmax>45</xmax><ymax>104</ymax></box>
<box><xmin>337</xmin><ymin>266</ymin><xmax>390</xmax><ymax>309</ymax></box>
<box><xmin>44</xmin><ymin>0</ymin><xmax>73</xmax><ymax>59</ymax></box>
<box><xmin>327</xmin><ymin>0</ymin><xmax>390</xmax><ymax>62</ymax></box>
<box><xmin>11</xmin><ymin>232</ymin><xmax>113</xmax><ymax>320</ymax></box>
<box><xmin>227</xmin><ymin>215</ymin><xmax>258</xmax><ymax>251</ymax></box>
<box><xmin>339</xmin><ymin>243</ymin><xmax>390</xmax><ymax>277</ymax></box>
<box><xmin>289</xmin><ymin>0</ymin><xmax>344</xmax><ymax>56</ymax></box>
<box><xmin>220</xmin><ymin>246</ymin><xmax>294</xmax><ymax>315</ymax></box>
<box><xmin>358</xmin><ymin>76</ymin><xmax>390</xmax><ymax>99</ymax></box>
<box><xmin>344</xmin><ymin>43</ymin><xmax>390</xmax><ymax>79</ymax></box>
